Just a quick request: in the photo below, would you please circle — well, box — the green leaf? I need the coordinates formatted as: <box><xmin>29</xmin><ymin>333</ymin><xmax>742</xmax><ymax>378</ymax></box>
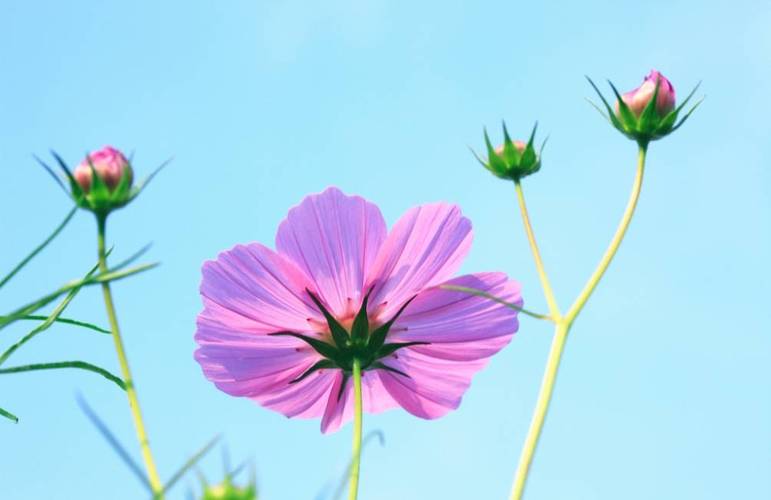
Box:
<box><xmin>161</xmin><ymin>435</ymin><xmax>222</xmax><ymax>495</ymax></box>
<box><xmin>306</xmin><ymin>290</ymin><xmax>350</xmax><ymax>348</ymax></box>
<box><xmin>0</xmin><ymin>206</ymin><xmax>77</xmax><ymax>289</ymax></box>
<box><xmin>77</xmin><ymin>394</ymin><xmax>152</xmax><ymax>492</ymax></box>
<box><xmin>0</xmin><ymin>261</ymin><xmax>102</xmax><ymax>366</ymax></box>
<box><xmin>0</xmin><ymin>262</ymin><xmax>158</xmax><ymax>331</ymax></box>
<box><xmin>10</xmin><ymin>315</ymin><xmax>109</xmax><ymax>334</ymax></box>
<box><xmin>0</xmin><ymin>406</ymin><xmax>19</xmax><ymax>423</ymax></box>
<box><xmin>0</xmin><ymin>361</ymin><xmax>126</xmax><ymax>390</ymax></box>
<box><xmin>438</xmin><ymin>284</ymin><xmax>551</xmax><ymax>321</ymax></box>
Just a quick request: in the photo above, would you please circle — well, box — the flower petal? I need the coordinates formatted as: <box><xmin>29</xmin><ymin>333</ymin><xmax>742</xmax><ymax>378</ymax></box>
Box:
<box><xmin>195</xmin><ymin>242</ymin><xmax>336</xmax><ymax>417</ymax></box>
<box><xmin>366</xmin><ymin>203</ymin><xmax>472</xmax><ymax>320</ymax></box>
<box><xmin>378</xmin><ymin>272</ymin><xmax>521</xmax><ymax>418</ymax></box>
<box><xmin>276</xmin><ymin>187</ymin><xmax>387</xmax><ymax>318</ymax></box>
<box><xmin>320</xmin><ymin>371</ymin><xmax>399</xmax><ymax>433</ymax></box>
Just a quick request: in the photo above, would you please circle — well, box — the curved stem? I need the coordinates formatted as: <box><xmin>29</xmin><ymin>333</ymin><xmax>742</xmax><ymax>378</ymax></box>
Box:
<box><xmin>348</xmin><ymin>358</ymin><xmax>364</xmax><ymax>500</ymax></box>
<box><xmin>509</xmin><ymin>145</ymin><xmax>648</xmax><ymax>500</ymax></box>
<box><xmin>97</xmin><ymin>215</ymin><xmax>163</xmax><ymax>496</ymax></box>
<box><xmin>509</xmin><ymin>321</ymin><xmax>568</xmax><ymax>500</ymax></box>
<box><xmin>565</xmin><ymin>145</ymin><xmax>647</xmax><ymax>324</ymax></box>
<box><xmin>514</xmin><ymin>181</ymin><xmax>562</xmax><ymax>321</ymax></box>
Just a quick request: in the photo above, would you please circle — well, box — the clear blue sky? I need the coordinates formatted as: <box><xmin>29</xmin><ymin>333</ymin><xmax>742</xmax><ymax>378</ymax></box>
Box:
<box><xmin>1</xmin><ymin>1</ymin><xmax>769</xmax><ymax>499</ymax></box>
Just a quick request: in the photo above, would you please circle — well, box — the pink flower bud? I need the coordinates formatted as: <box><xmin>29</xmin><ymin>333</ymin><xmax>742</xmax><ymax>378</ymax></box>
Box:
<box><xmin>73</xmin><ymin>146</ymin><xmax>132</xmax><ymax>192</ymax></box>
<box><xmin>495</xmin><ymin>140</ymin><xmax>526</xmax><ymax>155</ymax></box>
<box><xmin>617</xmin><ymin>70</ymin><xmax>676</xmax><ymax>117</ymax></box>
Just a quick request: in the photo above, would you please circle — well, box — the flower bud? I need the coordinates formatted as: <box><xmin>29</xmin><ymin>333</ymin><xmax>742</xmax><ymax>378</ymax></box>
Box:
<box><xmin>616</xmin><ymin>70</ymin><xmax>675</xmax><ymax>118</ymax></box>
<box><xmin>73</xmin><ymin>146</ymin><xmax>132</xmax><ymax>193</ymax></box>
<box><xmin>200</xmin><ymin>476</ymin><xmax>257</xmax><ymax>500</ymax></box>
<box><xmin>587</xmin><ymin>71</ymin><xmax>702</xmax><ymax>146</ymax></box>
<box><xmin>476</xmin><ymin>123</ymin><xmax>542</xmax><ymax>181</ymax></box>
<box><xmin>38</xmin><ymin>145</ymin><xmax>161</xmax><ymax>216</ymax></box>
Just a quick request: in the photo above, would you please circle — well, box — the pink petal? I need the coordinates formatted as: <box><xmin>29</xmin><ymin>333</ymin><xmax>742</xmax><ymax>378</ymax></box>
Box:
<box><xmin>195</xmin><ymin>242</ymin><xmax>335</xmax><ymax>417</ymax></box>
<box><xmin>320</xmin><ymin>371</ymin><xmax>399</xmax><ymax>433</ymax></box>
<box><xmin>366</xmin><ymin>203</ymin><xmax>472</xmax><ymax>321</ymax></box>
<box><xmin>377</xmin><ymin>272</ymin><xmax>521</xmax><ymax>418</ymax></box>
<box><xmin>275</xmin><ymin>187</ymin><xmax>387</xmax><ymax>319</ymax></box>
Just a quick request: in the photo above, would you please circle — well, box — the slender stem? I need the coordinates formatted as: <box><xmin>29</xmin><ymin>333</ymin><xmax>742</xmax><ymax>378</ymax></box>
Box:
<box><xmin>97</xmin><ymin>215</ymin><xmax>164</xmax><ymax>496</ymax></box>
<box><xmin>348</xmin><ymin>358</ymin><xmax>364</xmax><ymax>500</ymax></box>
<box><xmin>565</xmin><ymin>145</ymin><xmax>647</xmax><ymax>324</ymax></box>
<box><xmin>509</xmin><ymin>321</ymin><xmax>569</xmax><ymax>500</ymax></box>
<box><xmin>514</xmin><ymin>181</ymin><xmax>562</xmax><ymax>321</ymax></box>
<box><xmin>509</xmin><ymin>145</ymin><xmax>648</xmax><ymax>500</ymax></box>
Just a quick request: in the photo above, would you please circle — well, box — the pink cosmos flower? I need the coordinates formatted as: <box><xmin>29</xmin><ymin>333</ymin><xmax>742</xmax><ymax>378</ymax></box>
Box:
<box><xmin>195</xmin><ymin>187</ymin><xmax>522</xmax><ymax>433</ymax></box>
<box><xmin>617</xmin><ymin>69</ymin><xmax>676</xmax><ymax>118</ymax></box>
<box><xmin>73</xmin><ymin>146</ymin><xmax>132</xmax><ymax>192</ymax></box>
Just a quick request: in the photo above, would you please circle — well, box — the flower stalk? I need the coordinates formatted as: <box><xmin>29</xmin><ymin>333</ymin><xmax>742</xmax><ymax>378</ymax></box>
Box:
<box><xmin>97</xmin><ymin>214</ymin><xmax>163</xmax><ymax>497</ymax></box>
<box><xmin>509</xmin><ymin>145</ymin><xmax>648</xmax><ymax>500</ymax></box>
<box><xmin>348</xmin><ymin>357</ymin><xmax>364</xmax><ymax>500</ymax></box>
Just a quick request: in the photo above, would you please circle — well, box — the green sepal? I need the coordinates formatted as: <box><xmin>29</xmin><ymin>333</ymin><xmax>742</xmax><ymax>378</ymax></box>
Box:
<box><xmin>376</xmin><ymin>341</ymin><xmax>428</xmax><ymax>358</ymax></box>
<box><xmin>368</xmin><ymin>295</ymin><xmax>417</xmax><ymax>353</ymax></box>
<box><xmin>0</xmin><ymin>406</ymin><xmax>18</xmax><ymax>423</ymax></box>
<box><xmin>484</xmin><ymin>128</ymin><xmax>508</xmax><ymax>176</ymax></box>
<box><xmin>305</xmin><ymin>290</ymin><xmax>350</xmax><ymax>348</ymax></box>
<box><xmin>607</xmin><ymin>80</ymin><xmax>636</xmax><ymax>133</ymax></box>
<box><xmin>637</xmin><ymin>77</ymin><xmax>662</xmax><ymax>133</ymax></box>
<box><xmin>290</xmin><ymin>358</ymin><xmax>336</xmax><ymax>383</ymax></box>
<box><xmin>350</xmin><ymin>288</ymin><xmax>372</xmax><ymax>342</ymax></box>
<box><xmin>371</xmin><ymin>361</ymin><xmax>409</xmax><ymax>378</ymax></box>
<box><xmin>501</xmin><ymin>122</ymin><xmax>522</xmax><ymax>165</ymax></box>
<box><xmin>269</xmin><ymin>331</ymin><xmax>342</xmax><ymax>363</ymax></box>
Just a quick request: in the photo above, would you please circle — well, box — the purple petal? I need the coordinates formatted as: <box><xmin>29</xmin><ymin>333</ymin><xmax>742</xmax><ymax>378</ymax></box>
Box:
<box><xmin>320</xmin><ymin>371</ymin><xmax>399</xmax><ymax>433</ymax></box>
<box><xmin>366</xmin><ymin>203</ymin><xmax>472</xmax><ymax>321</ymax></box>
<box><xmin>276</xmin><ymin>187</ymin><xmax>387</xmax><ymax>319</ymax></box>
<box><xmin>377</xmin><ymin>272</ymin><xmax>521</xmax><ymax>418</ymax></box>
<box><xmin>195</xmin><ymin>242</ymin><xmax>336</xmax><ymax>416</ymax></box>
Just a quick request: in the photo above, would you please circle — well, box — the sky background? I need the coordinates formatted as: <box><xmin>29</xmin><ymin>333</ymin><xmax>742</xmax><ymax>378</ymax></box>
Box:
<box><xmin>1</xmin><ymin>1</ymin><xmax>770</xmax><ymax>499</ymax></box>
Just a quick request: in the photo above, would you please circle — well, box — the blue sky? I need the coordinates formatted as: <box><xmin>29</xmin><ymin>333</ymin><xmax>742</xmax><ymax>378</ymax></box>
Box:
<box><xmin>1</xmin><ymin>1</ymin><xmax>769</xmax><ymax>499</ymax></box>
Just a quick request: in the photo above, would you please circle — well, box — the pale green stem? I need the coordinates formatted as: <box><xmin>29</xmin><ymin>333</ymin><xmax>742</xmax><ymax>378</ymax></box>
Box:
<box><xmin>509</xmin><ymin>145</ymin><xmax>648</xmax><ymax>500</ymax></box>
<box><xmin>565</xmin><ymin>145</ymin><xmax>647</xmax><ymax>324</ymax></box>
<box><xmin>348</xmin><ymin>358</ymin><xmax>364</xmax><ymax>500</ymax></box>
<box><xmin>97</xmin><ymin>215</ymin><xmax>164</xmax><ymax>496</ymax></box>
<box><xmin>514</xmin><ymin>181</ymin><xmax>562</xmax><ymax>321</ymax></box>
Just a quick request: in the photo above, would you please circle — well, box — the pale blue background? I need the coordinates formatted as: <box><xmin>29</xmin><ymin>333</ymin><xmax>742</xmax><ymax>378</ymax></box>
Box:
<box><xmin>1</xmin><ymin>1</ymin><xmax>769</xmax><ymax>499</ymax></box>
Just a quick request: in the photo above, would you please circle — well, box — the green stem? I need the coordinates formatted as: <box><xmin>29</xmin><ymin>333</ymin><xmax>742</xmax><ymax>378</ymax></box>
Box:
<box><xmin>348</xmin><ymin>358</ymin><xmax>363</xmax><ymax>500</ymax></box>
<box><xmin>565</xmin><ymin>145</ymin><xmax>647</xmax><ymax>324</ymax></box>
<box><xmin>514</xmin><ymin>181</ymin><xmax>562</xmax><ymax>321</ymax></box>
<box><xmin>509</xmin><ymin>145</ymin><xmax>648</xmax><ymax>500</ymax></box>
<box><xmin>509</xmin><ymin>321</ymin><xmax>568</xmax><ymax>500</ymax></box>
<box><xmin>97</xmin><ymin>215</ymin><xmax>163</xmax><ymax>496</ymax></box>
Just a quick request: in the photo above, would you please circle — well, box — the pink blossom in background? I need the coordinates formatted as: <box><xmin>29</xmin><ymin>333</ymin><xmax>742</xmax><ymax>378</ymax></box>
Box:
<box><xmin>73</xmin><ymin>145</ymin><xmax>132</xmax><ymax>192</ymax></box>
<box><xmin>617</xmin><ymin>69</ymin><xmax>676</xmax><ymax>117</ymax></box>
<box><xmin>194</xmin><ymin>187</ymin><xmax>522</xmax><ymax>433</ymax></box>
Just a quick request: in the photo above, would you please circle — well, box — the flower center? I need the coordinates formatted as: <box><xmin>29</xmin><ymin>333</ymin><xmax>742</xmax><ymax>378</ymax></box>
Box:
<box><xmin>270</xmin><ymin>288</ymin><xmax>427</xmax><ymax>390</ymax></box>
